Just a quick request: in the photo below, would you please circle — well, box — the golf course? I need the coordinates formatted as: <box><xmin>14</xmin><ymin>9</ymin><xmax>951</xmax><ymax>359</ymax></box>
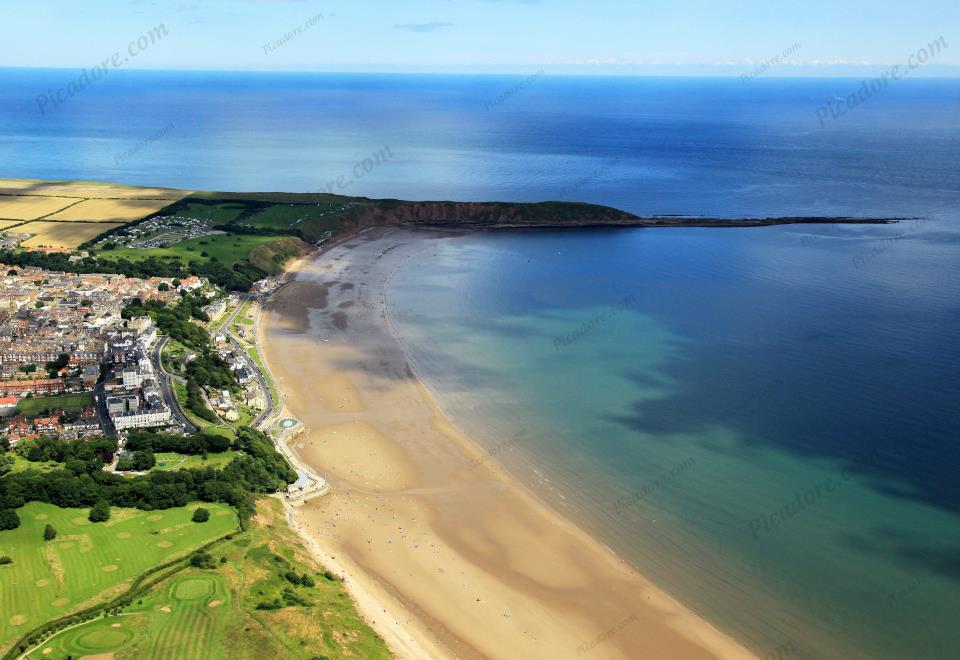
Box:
<box><xmin>0</xmin><ymin>501</ymin><xmax>237</xmax><ymax>649</ymax></box>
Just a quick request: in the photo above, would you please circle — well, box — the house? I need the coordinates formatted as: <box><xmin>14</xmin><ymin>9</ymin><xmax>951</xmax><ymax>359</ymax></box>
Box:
<box><xmin>81</xmin><ymin>365</ymin><xmax>99</xmax><ymax>389</ymax></box>
<box><xmin>0</xmin><ymin>378</ymin><xmax>65</xmax><ymax>396</ymax></box>
<box><xmin>0</xmin><ymin>396</ymin><xmax>17</xmax><ymax>418</ymax></box>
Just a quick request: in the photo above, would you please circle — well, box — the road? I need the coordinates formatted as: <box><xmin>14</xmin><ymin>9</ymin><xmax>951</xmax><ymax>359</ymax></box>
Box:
<box><xmin>151</xmin><ymin>336</ymin><xmax>198</xmax><ymax>434</ymax></box>
<box><xmin>227</xmin><ymin>333</ymin><xmax>274</xmax><ymax>428</ymax></box>
<box><xmin>217</xmin><ymin>293</ymin><xmax>275</xmax><ymax>429</ymax></box>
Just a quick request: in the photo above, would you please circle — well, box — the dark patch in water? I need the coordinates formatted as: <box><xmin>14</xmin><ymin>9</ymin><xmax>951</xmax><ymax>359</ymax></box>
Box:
<box><xmin>338</xmin><ymin>301</ymin><xmax>354</xmax><ymax>309</ymax></box>
<box><xmin>332</xmin><ymin>311</ymin><xmax>348</xmax><ymax>330</ymax></box>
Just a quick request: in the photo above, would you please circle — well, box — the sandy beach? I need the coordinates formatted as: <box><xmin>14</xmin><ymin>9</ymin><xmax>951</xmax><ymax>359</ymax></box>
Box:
<box><xmin>260</xmin><ymin>226</ymin><xmax>757</xmax><ymax>660</ymax></box>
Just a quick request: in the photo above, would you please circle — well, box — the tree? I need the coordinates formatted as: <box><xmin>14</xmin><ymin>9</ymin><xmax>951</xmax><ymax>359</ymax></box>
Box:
<box><xmin>0</xmin><ymin>509</ymin><xmax>20</xmax><ymax>530</ymax></box>
<box><xmin>88</xmin><ymin>500</ymin><xmax>111</xmax><ymax>523</ymax></box>
<box><xmin>189</xmin><ymin>551</ymin><xmax>216</xmax><ymax>569</ymax></box>
<box><xmin>43</xmin><ymin>523</ymin><xmax>57</xmax><ymax>541</ymax></box>
<box><xmin>131</xmin><ymin>450</ymin><xmax>156</xmax><ymax>471</ymax></box>
<box><xmin>158</xmin><ymin>282</ymin><xmax>170</xmax><ymax>292</ymax></box>
<box><xmin>191</xmin><ymin>507</ymin><xmax>210</xmax><ymax>523</ymax></box>
<box><xmin>19</xmin><ymin>364</ymin><xmax>37</xmax><ymax>374</ymax></box>
<box><xmin>35</xmin><ymin>301</ymin><xmax>45</xmax><ymax>309</ymax></box>
<box><xmin>0</xmin><ymin>556</ymin><xmax>12</xmax><ymax>565</ymax></box>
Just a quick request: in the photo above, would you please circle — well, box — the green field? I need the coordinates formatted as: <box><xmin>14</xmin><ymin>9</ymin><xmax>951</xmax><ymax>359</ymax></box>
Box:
<box><xmin>0</xmin><ymin>501</ymin><xmax>237</xmax><ymax>648</ymax></box>
<box><xmin>23</xmin><ymin>499</ymin><xmax>390</xmax><ymax>660</ymax></box>
<box><xmin>174</xmin><ymin>201</ymin><xmax>249</xmax><ymax>225</ymax></box>
<box><xmin>239</xmin><ymin>203</ymin><xmax>348</xmax><ymax>231</ymax></box>
<box><xmin>102</xmin><ymin>233</ymin><xmax>284</xmax><ymax>269</ymax></box>
<box><xmin>153</xmin><ymin>451</ymin><xmax>239</xmax><ymax>471</ymax></box>
<box><xmin>15</xmin><ymin>393</ymin><xmax>93</xmax><ymax>416</ymax></box>
<box><xmin>7</xmin><ymin>454</ymin><xmax>60</xmax><ymax>474</ymax></box>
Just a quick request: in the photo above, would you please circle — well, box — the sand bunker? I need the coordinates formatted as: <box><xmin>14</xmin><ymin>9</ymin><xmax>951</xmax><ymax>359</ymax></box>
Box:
<box><xmin>116</xmin><ymin>532</ymin><xmax>132</xmax><ymax>539</ymax></box>
<box><xmin>52</xmin><ymin>598</ymin><xmax>69</xmax><ymax>607</ymax></box>
<box><xmin>9</xmin><ymin>614</ymin><xmax>26</xmax><ymax>626</ymax></box>
<box><xmin>35</xmin><ymin>579</ymin><xmax>49</xmax><ymax>587</ymax></box>
<box><xmin>207</xmin><ymin>600</ymin><xmax>223</xmax><ymax>608</ymax></box>
<box><xmin>156</xmin><ymin>541</ymin><xmax>174</xmax><ymax>548</ymax></box>
<box><xmin>102</xmin><ymin>564</ymin><xmax>118</xmax><ymax>572</ymax></box>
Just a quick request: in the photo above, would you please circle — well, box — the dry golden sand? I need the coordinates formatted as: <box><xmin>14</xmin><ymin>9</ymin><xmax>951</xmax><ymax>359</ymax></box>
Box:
<box><xmin>262</xmin><ymin>227</ymin><xmax>757</xmax><ymax>660</ymax></box>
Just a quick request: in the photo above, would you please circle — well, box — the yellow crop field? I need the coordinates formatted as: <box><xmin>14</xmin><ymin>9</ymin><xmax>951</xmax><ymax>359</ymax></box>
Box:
<box><xmin>0</xmin><ymin>220</ymin><xmax>27</xmax><ymax>231</ymax></box>
<box><xmin>0</xmin><ymin>195</ymin><xmax>76</xmax><ymax>220</ymax></box>
<box><xmin>44</xmin><ymin>198</ymin><xmax>177</xmax><ymax>223</ymax></box>
<box><xmin>18</xmin><ymin>222</ymin><xmax>125</xmax><ymax>249</ymax></box>
<box><xmin>0</xmin><ymin>179</ymin><xmax>186</xmax><ymax>200</ymax></box>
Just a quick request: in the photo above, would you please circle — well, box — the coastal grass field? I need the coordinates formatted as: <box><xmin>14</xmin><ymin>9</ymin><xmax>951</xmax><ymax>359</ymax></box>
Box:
<box><xmin>153</xmin><ymin>450</ymin><xmax>240</xmax><ymax>471</ymax></box>
<box><xmin>23</xmin><ymin>498</ymin><xmax>389</xmax><ymax>660</ymax></box>
<box><xmin>101</xmin><ymin>233</ymin><xmax>286</xmax><ymax>269</ymax></box>
<box><xmin>0</xmin><ymin>501</ymin><xmax>237</xmax><ymax>649</ymax></box>
<box><xmin>14</xmin><ymin>393</ymin><xmax>93</xmax><ymax>416</ymax></box>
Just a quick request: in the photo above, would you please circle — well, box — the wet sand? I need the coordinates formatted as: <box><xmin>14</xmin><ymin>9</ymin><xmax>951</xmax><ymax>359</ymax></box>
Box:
<box><xmin>261</xmin><ymin>227</ymin><xmax>756</xmax><ymax>659</ymax></box>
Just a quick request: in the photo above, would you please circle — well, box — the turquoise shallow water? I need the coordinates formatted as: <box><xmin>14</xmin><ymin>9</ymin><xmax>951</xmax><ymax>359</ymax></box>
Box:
<box><xmin>386</xmin><ymin>225</ymin><xmax>960</xmax><ymax>660</ymax></box>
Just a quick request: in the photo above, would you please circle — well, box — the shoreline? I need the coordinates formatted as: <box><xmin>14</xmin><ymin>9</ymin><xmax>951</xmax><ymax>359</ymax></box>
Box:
<box><xmin>260</xmin><ymin>226</ymin><xmax>757</xmax><ymax>659</ymax></box>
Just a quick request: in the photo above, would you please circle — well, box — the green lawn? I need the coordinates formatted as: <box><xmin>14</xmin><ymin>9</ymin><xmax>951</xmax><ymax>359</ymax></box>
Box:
<box><xmin>26</xmin><ymin>572</ymin><xmax>233</xmax><ymax>660</ymax></box>
<box><xmin>15</xmin><ymin>393</ymin><xmax>93</xmax><ymax>416</ymax></box>
<box><xmin>239</xmin><ymin>203</ymin><xmax>347</xmax><ymax>231</ymax></box>
<box><xmin>0</xmin><ymin>501</ymin><xmax>238</xmax><ymax>650</ymax></box>
<box><xmin>153</xmin><ymin>451</ymin><xmax>239</xmax><ymax>472</ymax></box>
<box><xmin>7</xmin><ymin>454</ymin><xmax>60</xmax><ymax>474</ymax></box>
<box><xmin>101</xmin><ymin>233</ymin><xmax>284</xmax><ymax>269</ymax></box>
<box><xmin>24</xmin><ymin>498</ymin><xmax>390</xmax><ymax>660</ymax></box>
<box><xmin>175</xmin><ymin>201</ymin><xmax>249</xmax><ymax>225</ymax></box>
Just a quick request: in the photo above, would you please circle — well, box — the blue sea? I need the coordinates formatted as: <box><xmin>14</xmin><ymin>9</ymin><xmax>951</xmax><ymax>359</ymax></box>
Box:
<box><xmin>2</xmin><ymin>69</ymin><xmax>959</xmax><ymax>659</ymax></box>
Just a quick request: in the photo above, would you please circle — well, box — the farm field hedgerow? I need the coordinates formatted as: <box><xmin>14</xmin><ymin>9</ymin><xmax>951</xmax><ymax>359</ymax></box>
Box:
<box><xmin>0</xmin><ymin>501</ymin><xmax>237</xmax><ymax>650</ymax></box>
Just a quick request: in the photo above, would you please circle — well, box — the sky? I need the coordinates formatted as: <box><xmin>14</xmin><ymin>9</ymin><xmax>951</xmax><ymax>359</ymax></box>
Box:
<box><xmin>0</xmin><ymin>0</ymin><xmax>957</xmax><ymax>76</ymax></box>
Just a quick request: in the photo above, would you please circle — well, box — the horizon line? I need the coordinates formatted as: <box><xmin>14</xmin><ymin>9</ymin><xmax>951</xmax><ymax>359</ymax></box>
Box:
<box><xmin>2</xmin><ymin>64</ymin><xmax>960</xmax><ymax>79</ymax></box>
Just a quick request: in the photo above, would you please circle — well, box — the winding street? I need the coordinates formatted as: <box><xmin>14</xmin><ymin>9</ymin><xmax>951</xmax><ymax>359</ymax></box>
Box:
<box><xmin>150</xmin><ymin>335</ymin><xmax>198</xmax><ymax>434</ymax></box>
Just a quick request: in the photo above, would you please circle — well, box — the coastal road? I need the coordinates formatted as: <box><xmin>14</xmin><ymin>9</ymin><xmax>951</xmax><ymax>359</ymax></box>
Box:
<box><xmin>226</xmin><ymin>332</ymin><xmax>274</xmax><ymax>429</ymax></box>
<box><xmin>210</xmin><ymin>293</ymin><xmax>275</xmax><ymax>428</ymax></box>
<box><xmin>151</xmin><ymin>336</ymin><xmax>198</xmax><ymax>434</ymax></box>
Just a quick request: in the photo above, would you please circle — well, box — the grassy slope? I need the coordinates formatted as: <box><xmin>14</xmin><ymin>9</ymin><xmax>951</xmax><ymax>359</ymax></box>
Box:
<box><xmin>0</xmin><ymin>501</ymin><xmax>237</xmax><ymax>651</ymax></box>
<box><xmin>26</xmin><ymin>498</ymin><xmax>390</xmax><ymax>660</ymax></box>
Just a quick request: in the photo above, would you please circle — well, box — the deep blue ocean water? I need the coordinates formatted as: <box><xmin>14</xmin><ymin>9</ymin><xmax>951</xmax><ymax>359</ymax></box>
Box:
<box><xmin>2</xmin><ymin>69</ymin><xmax>958</xmax><ymax>658</ymax></box>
